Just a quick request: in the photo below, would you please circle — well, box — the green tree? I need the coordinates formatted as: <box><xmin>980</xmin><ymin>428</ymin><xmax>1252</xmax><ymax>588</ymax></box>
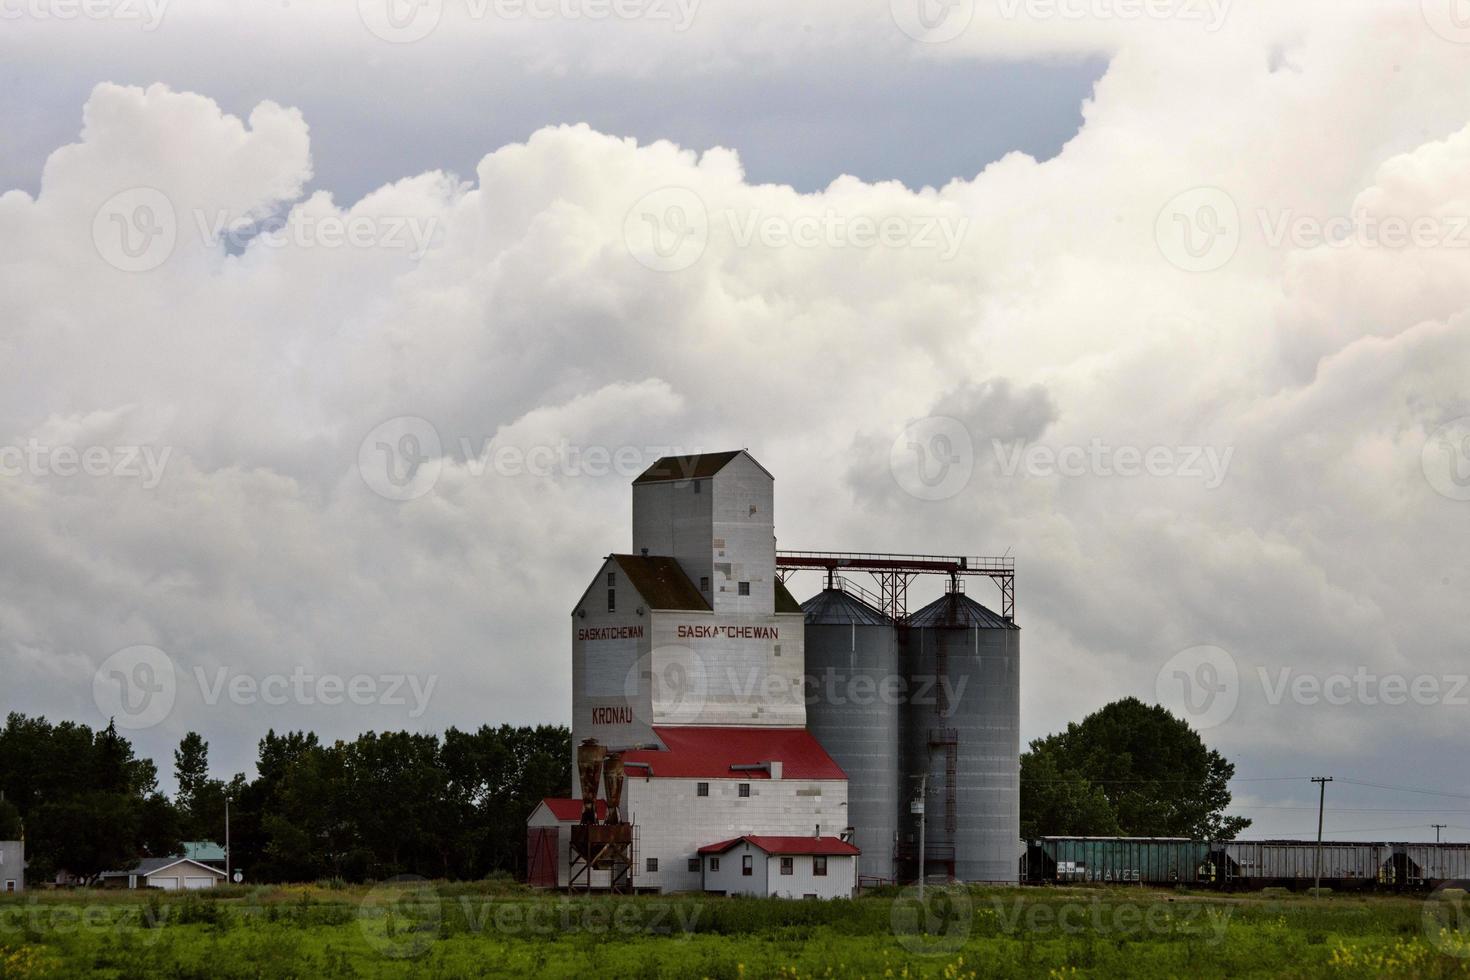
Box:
<box><xmin>1021</xmin><ymin>697</ymin><xmax>1250</xmax><ymax>840</ymax></box>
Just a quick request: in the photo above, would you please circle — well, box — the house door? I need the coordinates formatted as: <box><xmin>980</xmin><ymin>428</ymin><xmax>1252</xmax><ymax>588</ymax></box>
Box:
<box><xmin>527</xmin><ymin>828</ymin><xmax>559</xmax><ymax>888</ymax></box>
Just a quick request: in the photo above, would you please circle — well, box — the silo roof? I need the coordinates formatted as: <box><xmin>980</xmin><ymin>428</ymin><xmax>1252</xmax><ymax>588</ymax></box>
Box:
<box><xmin>800</xmin><ymin>588</ymin><xmax>891</xmax><ymax>626</ymax></box>
<box><xmin>909</xmin><ymin>592</ymin><xmax>1017</xmax><ymax>629</ymax></box>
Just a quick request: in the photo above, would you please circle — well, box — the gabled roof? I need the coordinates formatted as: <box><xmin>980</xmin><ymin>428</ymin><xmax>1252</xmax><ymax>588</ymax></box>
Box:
<box><xmin>622</xmin><ymin>726</ymin><xmax>846</xmax><ymax>781</ymax></box>
<box><xmin>100</xmin><ymin>856</ymin><xmax>226</xmax><ymax>878</ymax></box>
<box><xmin>632</xmin><ymin>451</ymin><xmax>745</xmax><ymax>485</ymax></box>
<box><xmin>698</xmin><ymin>835</ymin><xmax>860</xmax><ymax>857</ymax></box>
<box><xmin>773</xmin><ymin>578</ymin><xmax>802</xmax><ymax>614</ymax></box>
<box><xmin>538</xmin><ymin>798</ymin><xmax>609</xmax><ymax>822</ymax></box>
<box><xmin>610</xmin><ymin>555</ymin><xmax>710</xmax><ymax>611</ymax></box>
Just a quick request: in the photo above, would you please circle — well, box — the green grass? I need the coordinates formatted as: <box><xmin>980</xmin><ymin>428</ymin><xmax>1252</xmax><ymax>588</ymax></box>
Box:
<box><xmin>1</xmin><ymin>881</ymin><xmax>1468</xmax><ymax>978</ymax></box>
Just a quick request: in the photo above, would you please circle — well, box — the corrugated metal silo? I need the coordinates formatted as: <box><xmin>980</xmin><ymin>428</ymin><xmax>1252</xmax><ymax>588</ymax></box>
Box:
<box><xmin>802</xmin><ymin>587</ymin><xmax>900</xmax><ymax>882</ymax></box>
<box><xmin>901</xmin><ymin>591</ymin><xmax>1020</xmax><ymax>882</ymax></box>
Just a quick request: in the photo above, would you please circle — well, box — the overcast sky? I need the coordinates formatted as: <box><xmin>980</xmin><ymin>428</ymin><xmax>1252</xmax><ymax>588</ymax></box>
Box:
<box><xmin>3</xmin><ymin>0</ymin><xmax>1469</xmax><ymax>841</ymax></box>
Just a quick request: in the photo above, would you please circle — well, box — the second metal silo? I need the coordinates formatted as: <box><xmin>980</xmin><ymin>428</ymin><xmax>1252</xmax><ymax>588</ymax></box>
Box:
<box><xmin>802</xmin><ymin>583</ymin><xmax>900</xmax><ymax>882</ymax></box>
<box><xmin>901</xmin><ymin>590</ymin><xmax>1020</xmax><ymax>883</ymax></box>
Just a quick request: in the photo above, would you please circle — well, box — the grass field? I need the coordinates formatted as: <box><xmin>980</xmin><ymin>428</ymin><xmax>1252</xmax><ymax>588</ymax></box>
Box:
<box><xmin>2</xmin><ymin>879</ymin><xmax>1468</xmax><ymax>978</ymax></box>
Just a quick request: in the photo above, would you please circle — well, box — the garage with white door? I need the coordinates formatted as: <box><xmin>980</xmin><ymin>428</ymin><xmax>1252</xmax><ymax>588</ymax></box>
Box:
<box><xmin>99</xmin><ymin>857</ymin><xmax>228</xmax><ymax>890</ymax></box>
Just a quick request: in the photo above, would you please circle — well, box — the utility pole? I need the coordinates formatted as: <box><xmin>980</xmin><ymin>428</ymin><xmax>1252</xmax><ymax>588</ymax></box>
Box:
<box><xmin>225</xmin><ymin>795</ymin><xmax>231</xmax><ymax>881</ymax></box>
<box><xmin>1312</xmin><ymin>776</ymin><xmax>1332</xmax><ymax>896</ymax></box>
<box><xmin>1433</xmin><ymin>824</ymin><xmax>1447</xmax><ymax>843</ymax></box>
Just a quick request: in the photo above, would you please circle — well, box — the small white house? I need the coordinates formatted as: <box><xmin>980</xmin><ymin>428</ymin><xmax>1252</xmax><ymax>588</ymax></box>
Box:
<box><xmin>698</xmin><ymin>835</ymin><xmax>859</xmax><ymax>899</ymax></box>
<box><xmin>0</xmin><ymin>841</ymin><xmax>23</xmax><ymax>893</ymax></box>
<box><xmin>99</xmin><ymin>857</ymin><xmax>227</xmax><ymax>891</ymax></box>
<box><xmin>526</xmin><ymin>798</ymin><xmax>608</xmax><ymax>889</ymax></box>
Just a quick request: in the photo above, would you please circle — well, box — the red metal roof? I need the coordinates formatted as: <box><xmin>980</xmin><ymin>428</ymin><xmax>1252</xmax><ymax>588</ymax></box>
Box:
<box><xmin>698</xmin><ymin>835</ymin><xmax>861</xmax><ymax>856</ymax></box>
<box><xmin>621</xmin><ymin>727</ymin><xmax>846</xmax><ymax>781</ymax></box>
<box><xmin>539</xmin><ymin>798</ymin><xmax>608</xmax><ymax>822</ymax></box>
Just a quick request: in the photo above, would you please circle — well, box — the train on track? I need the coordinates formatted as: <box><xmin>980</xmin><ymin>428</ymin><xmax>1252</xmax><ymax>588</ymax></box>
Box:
<box><xmin>1022</xmin><ymin>836</ymin><xmax>1470</xmax><ymax>891</ymax></box>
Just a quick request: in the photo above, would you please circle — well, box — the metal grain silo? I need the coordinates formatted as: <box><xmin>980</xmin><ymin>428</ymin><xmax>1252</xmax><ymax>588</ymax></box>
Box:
<box><xmin>802</xmin><ymin>586</ymin><xmax>900</xmax><ymax>882</ymax></box>
<box><xmin>901</xmin><ymin>591</ymin><xmax>1020</xmax><ymax>883</ymax></box>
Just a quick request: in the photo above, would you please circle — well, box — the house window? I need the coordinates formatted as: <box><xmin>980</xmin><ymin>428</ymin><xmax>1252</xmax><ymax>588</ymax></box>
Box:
<box><xmin>693</xmin><ymin>480</ymin><xmax>701</xmax><ymax>493</ymax></box>
<box><xmin>804</xmin><ymin>893</ymin><xmax>818</xmax><ymax>900</ymax></box>
<box><xmin>738</xmin><ymin>581</ymin><xmax>750</xmax><ymax>596</ymax></box>
<box><xmin>813</xmin><ymin>856</ymin><xmax>828</xmax><ymax>877</ymax></box>
<box><xmin>647</xmin><ymin>858</ymin><xmax>658</xmax><ymax>873</ymax></box>
<box><xmin>738</xmin><ymin>783</ymin><xmax>750</xmax><ymax>798</ymax></box>
<box><xmin>710</xmin><ymin>857</ymin><xmax>719</xmax><ymax>871</ymax></box>
<box><xmin>700</xmin><ymin>576</ymin><xmax>710</xmax><ymax>592</ymax></box>
<box><xmin>780</xmin><ymin>857</ymin><xmax>794</xmax><ymax>876</ymax></box>
<box><xmin>742</xmin><ymin>855</ymin><xmax>753</xmax><ymax>876</ymax></box>
<box><xmin>696</xmin><ymin>782</ymin><xmax>709</xmax><ymax>797</ymax></box>
<box><xmin>607</xmin><ymin>572</ymin><xmax>615</xmax><ymax>586</ymax></box>
<box><xmin>607</xmin><ymin>589</ymin><xmax>615</xmax><ymax>612</ymax></box>
<box><xmin>688</xmin><ymin>858</ymin><xmax>700</xmax><ymax>873</ymax></box>
<box><xmin>3</xmin><ymin>881</ymin><xmax>13</xmax><ymax>893</ymax></box>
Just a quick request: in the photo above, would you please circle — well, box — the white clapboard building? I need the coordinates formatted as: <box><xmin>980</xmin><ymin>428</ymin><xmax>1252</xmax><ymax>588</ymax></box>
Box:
<box><xmin>530</xmin><ymin>450</ymin><xmax>858</xmax><ymax>897</ymax></box>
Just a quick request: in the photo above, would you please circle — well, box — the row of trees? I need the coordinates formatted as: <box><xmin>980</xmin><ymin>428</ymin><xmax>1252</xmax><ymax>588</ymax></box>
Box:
<box><xmin>0</xmin><ymin>714</ymin><xmax>569</xmax><ymax>884</ymax></box>
<box><xmin>1</xmin><ymin>697</ymin><xmax>1245</xmax><ymax>884</ymax></box>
